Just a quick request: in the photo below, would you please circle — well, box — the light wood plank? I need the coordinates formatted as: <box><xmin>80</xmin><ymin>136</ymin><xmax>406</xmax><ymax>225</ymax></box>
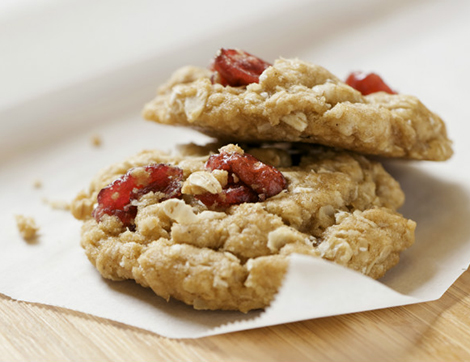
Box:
<box><xmin>1</xmin><ymin>268</ymin><xmax>469</xmax><ymax>362</ymax></box>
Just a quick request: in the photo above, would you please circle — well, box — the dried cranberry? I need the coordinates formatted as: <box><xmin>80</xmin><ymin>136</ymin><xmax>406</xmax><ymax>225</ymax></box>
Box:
<box><xmin>93</xmin><ymin>164</ymin><xmax>183</xmax><ymax>228</ymax></box>
<box><xmin>345</xmin><ymin>71</ymin><xmax>396</xmax><ymax>95</ymax></box>
<box><xmin>196</xmin><ymin>184</ymin><xmax>258</xmax><ymax>208</ymax></box>
<box><xmin>211</xmin><ymin>48</ymin><xmax>272</xmax><ymax>87</ymax></box>
<box><xmin>197</xmin><ymin>149</ymin><xmax>287</xmax><ymax>207</ymax></box>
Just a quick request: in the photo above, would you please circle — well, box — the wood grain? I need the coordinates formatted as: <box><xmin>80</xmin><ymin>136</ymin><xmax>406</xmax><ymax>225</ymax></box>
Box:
<box><xmin>1</xmin><ymin>268</ymin><xmax>470</xmax><ymax>362</ymax></box>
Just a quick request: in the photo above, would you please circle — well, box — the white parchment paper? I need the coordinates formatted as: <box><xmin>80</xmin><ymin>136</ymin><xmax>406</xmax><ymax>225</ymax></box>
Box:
<box><xmin>1</xmin><ymin>0</ymin><xmax>470</xmax><ymax>339</ymax></box>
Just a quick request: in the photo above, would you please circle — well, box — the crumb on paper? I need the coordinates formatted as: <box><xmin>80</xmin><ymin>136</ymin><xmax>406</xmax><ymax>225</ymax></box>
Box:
<box><xmin>42</xmin><ymin>198</ymin><xmax>71</xmax><ymax>211</ymax></box>
<box><xmin>33</xmin><ymin>179</ymin><xmax>42</xmax><ymax>189</ymax></box>
<box><xmin>15</xmin><ymin>215</ymin><xmax>39</xmax><ymax>240</ymax></box>
<box><xmin>90</xmin><ymin>134</ymin><xmax>102</xmax><ymax>147</ymax></box>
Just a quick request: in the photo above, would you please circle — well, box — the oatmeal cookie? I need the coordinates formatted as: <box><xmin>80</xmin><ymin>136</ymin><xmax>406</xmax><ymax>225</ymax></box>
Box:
<box><xmin>72</xmin><ymin>144</ymin><xmax>415</xmax><ymax>312</ymax></box>
<box><xmin>143</xmin><ymin>56</ymin><xmax>452</xmax><ymax>161</ymax></box>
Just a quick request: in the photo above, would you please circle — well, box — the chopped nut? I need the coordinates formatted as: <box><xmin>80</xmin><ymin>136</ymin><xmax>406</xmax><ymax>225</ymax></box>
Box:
<box><xmin>15</xmin><ymin>215</ymin><xmax>39</xmax><ymax>240</ymax></box>
<box><xmin>219</xmin><ymin>144</ymin><xmax>244</xmax><ymax>155</ymax></box>
<box><xmin>161</xmin><ymin>199</ymin><xmax>198</xmax><ymax>224</ymax></box>
<box><xmin>211</xmin><ymin>170</ymin><xmax>228</xmax><ymax>188</ymax></box>
<box><xmin>182</xmin><ymin>171</ymin><xmax>224</xmax><ymax>195</ymax></box>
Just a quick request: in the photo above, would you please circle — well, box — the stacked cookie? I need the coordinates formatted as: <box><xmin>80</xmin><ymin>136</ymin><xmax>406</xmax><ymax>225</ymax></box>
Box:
<box><xmin>72</xmin><ymin>49</ymin><xmax>452</xmax><ymax>312</ymax></box>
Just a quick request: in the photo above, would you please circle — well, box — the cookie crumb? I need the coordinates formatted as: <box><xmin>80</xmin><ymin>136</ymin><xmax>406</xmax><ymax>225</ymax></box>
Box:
<box><xmin>33</xmin><ymin>179</ymin><xmax>42</xmax><ymax>189</ymax></box>
<box><xmin>70</xmin><ymin>190</ymin><xmax>95</xmax><ymax>220</ymax></box>
<box><xmin>42</xmin><ymin>198</ymin><xmax>70</xmax><ymax>211</ymax></box>
<box><xmin>15</xmin><ymin>215</ymin><xmax>39</xmax><ymax>240</ymax></box>
<box><xmin>90</xmin><ymin>134</ymin><xmax>102</xmax><ymax>147</ymax></box>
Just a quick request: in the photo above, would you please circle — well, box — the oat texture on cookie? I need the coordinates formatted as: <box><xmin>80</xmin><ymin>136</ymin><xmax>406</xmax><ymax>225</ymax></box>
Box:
<box><xmin>72</xmin><ymin>143</ymin><xmax>415</xmax><ymax>312</ymax></box>
<box><xmin>143</xmin><ymin>51</ymin><xmax>452</xmax><ymax>161</ymax></box>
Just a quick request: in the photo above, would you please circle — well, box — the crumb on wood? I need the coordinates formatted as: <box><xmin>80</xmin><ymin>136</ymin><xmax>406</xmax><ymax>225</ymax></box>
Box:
<box><xmin>15</xmin><ymin>215</ymin><xmax>39</xmax><ymax>240</ymax></box>
<box><xmin>90</xmin><ymin>134</ymin><xmax>102</xmax><ymax>147</ymax></box>
<box><xmin>42</xmin><ymin>198</ymin><xmax>70</xmax><ymax>211</ymax></box>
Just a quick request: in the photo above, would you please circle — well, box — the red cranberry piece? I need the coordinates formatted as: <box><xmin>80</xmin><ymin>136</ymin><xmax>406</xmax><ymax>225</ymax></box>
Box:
<box><xmin>197</xmin><ymin>149</ymin><xmax>287</xmax><ymax>208</ymax></box>
<box><xmin>211</xmin><ymin>48</ymin><xmax>272</xmax><ymax>87</ymax></box>
<box><xmin>196</xmin><ymin>184</ymin><xmax>258</xmax><ymax>208</ymax></box>
<box><xmin>345</xmin><ymin>71</ymin><xmax>396</xmax><ymax>95</ymax></box>
<box><xmin>93</xmin><ymin>164</ymin><xmax>183</xmax><ymax>228</ymax></box>
<box><xmin>206</xmin><ymin>151</ymin><xmax>286</xmax><ymax>199</ymax></box>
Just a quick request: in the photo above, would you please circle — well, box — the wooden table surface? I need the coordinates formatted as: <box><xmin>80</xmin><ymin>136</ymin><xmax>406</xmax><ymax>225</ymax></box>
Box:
<box><xmin>1</xmin><ymin>268</ymin><xmax>470</xmax><ymax>362</ymax></box>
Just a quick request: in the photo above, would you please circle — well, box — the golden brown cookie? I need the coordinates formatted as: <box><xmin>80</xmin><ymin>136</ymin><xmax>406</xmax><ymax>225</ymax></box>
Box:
<box><xmin>143</xmin><ymin>56</ymin><xmax>452</xmax><ymax>161</ymax></box>
<box><xmin>72</xmin><ymin>144</ymin><xmax>415</xmax><ymax>312</ymax></box>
